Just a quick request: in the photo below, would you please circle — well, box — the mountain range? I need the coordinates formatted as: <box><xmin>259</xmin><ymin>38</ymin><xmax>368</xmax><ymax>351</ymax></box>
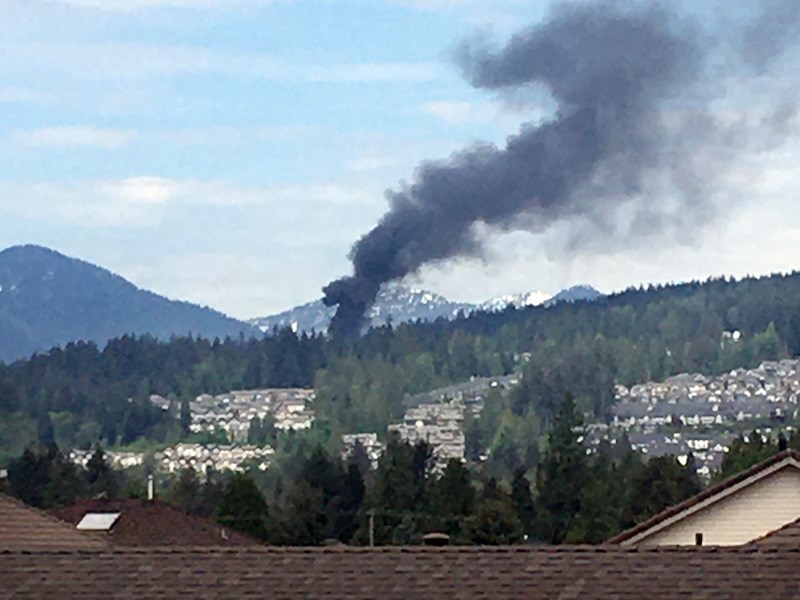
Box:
<box><xmin>0</xmin><ymin>244</ymin><xmax>601</xmax><ymax>362</ymax></box>
<box><xmin>0</xmin><ymin>245</ymin><xmax>258</xmax><ymax>363</ymax></box>
<box><xmin>249</xmin><ymin>283</ymin><xmax>602</xmax><ymax>334</ymax></box>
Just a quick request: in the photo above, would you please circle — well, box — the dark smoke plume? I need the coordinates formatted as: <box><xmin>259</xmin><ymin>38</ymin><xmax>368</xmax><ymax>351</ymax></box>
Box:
<box><xmin>323</xmin><ymin>1</ymin><xmax>799</xmax><ymax>337</ymax></box>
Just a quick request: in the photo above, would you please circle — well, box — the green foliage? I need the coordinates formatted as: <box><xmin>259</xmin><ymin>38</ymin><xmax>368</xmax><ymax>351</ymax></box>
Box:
<box><xmin>216</xmin><ymin>472</ymin><xmax>271</xmax><ymax>541</ymax></box>
<box><xmin>166</xmin><ymin>469</ymin><xmax>204</xmax><ymax>514</ymax></box>
<box><xmin>466</xmin><ymin>497</ymin><xmax>524</xmax><ymax>545</ymax></box>
<box><xmin>625</xmin><ymin>455</ymin><xmax>701</xmax><ymax>526</ymax></box>
<box><xmin>85</xmin><ymin>444</ymin><xmax>122</xmax><ymax>498</ymax></box>
<box><xmin>714</xmin><ymin>433</ymin><xmax>779</xmax><ymax>483</ymax></box>
<box><xmin>6</xmin><ymin>445</ymin><xmax>87</xmax><ymax>508</ymax></box>
<box><xmin>534</xmin><ymin>393</ymin><xmax>586</xmax><ymax>544</ymax></box>
<box><xmin>428</xmin><ymin>459</ymin><xmax>475</xmax><ymax>538</ymax></box>
<box><xmin>510</xmin><ymin>467</ymin><xmax>536</xmax><ymax>538</ymax></box>
<box><xmin>0</xmin><ymin>412</ymin><xmax>36</xmax><ymax>465</ymax></box>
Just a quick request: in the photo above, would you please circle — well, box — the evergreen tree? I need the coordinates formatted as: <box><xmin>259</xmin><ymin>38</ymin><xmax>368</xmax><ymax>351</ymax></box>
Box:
<box><xmin>7</xmin><ymin>444</ymin><xmax>86</xmax><ymax>508</ymax></box>
<box><xmin>336</xmin><ymin>462</ymin><xmax>365</xmax><ymax>542</ymax></box>
<box><xmin>168</xmin><ymin>468</ymin><xmax>203</xmax><ymax>514</ymax></box>
<box><xmin>509</xmin><ymin>467</ymin><xmax>536</xmax><ymax>539</ymax></box>
<box><xmin>567</xmin><ymin>450</ymin><xmax>625</xmax><ymax>543</ymax></box>
<box><xmin>714</xmin><ymin>432</ymin><xmax>777</xmax><ymax>482</ymax></box>
<box><xmin>217</xmin><ymin>472</ymin><xmax>271</xmax><ymax>541</ymax></box>
<box><xmin>467</xmin><ymin>480</ymin><xmax>523</xmax><ymax>545</ymax></box>
<box><xmin>180</xmin><ymin>398</ymin><xmax>192</xmax><ymax>436</ymax></box>
<box><xmin>534</xmin><ymin>392</ymin><xmax>586</xmax><ymax>544</ymax></box>
<box><xmin>360</xmin><ymin>436</ymin><xmax>431</xmax><ymax>545</ymax></box>
<box><xmin>85</xmin><ymin>444</ymin><xmax>120</xmax><ymax>498</ymax></box>
<box><xmin>627</xmin><ymin>455</ymin><xmax>701</xmax><ymax>525</ymax></box>
<box><xmin>428</xmin><ymin>459</ymin><xmax>475</xmax><ymax>538</ymax></box>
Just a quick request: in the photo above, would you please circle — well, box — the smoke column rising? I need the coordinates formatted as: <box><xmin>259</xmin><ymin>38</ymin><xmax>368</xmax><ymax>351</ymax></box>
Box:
<box><xmin>322</xmin><ymin>1</ymin><xmax>796</xmax><ymax>336</ymax></box>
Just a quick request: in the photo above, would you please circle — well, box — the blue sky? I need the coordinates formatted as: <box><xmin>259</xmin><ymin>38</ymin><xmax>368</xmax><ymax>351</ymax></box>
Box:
<box><xmin>1</xmin><ymin>0</ymin><xmax>799</xmax><ymax>319</ymax></box>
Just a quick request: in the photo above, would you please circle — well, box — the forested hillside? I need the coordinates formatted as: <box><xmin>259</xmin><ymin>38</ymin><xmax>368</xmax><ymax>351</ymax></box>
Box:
<box><xmin>1</xmin><ymin>270</ymin><xmax>798</xmax><ymax>467</ymax></box>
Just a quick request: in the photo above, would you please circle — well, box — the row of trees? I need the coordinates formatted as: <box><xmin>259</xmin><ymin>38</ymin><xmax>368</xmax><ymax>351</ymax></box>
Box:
<box><xmin>5</xmin><ymin>395</ymin><xmax>721</xmax><ymax>546</ymax></box>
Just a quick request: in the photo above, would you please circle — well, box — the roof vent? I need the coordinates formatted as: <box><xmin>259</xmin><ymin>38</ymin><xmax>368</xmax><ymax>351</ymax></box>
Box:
<box><xmin>422</xmin><ymin>532</ymin><xmax>450</xmax><ymax>547</ymax></box>
<box><xmin>77</xmin><ymin>513</ymin><xmax>121</xmax><ymax>531</ymax></box>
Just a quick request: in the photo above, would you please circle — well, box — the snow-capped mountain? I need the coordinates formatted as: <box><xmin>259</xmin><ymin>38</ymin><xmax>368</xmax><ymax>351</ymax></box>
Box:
<box><xmin>478</xmin><ymin>290</ymin><xmax>552</xmax><ymax>312</ymax></box>
<box><xmin>249</xmin><ymin>283</ymin><xmax>472</xmax><ymax>334</ymax></box>
<box><xmin>249</xmin><ymin>284</ymin><xmax>602</xmax><ymax>334</ymax></box>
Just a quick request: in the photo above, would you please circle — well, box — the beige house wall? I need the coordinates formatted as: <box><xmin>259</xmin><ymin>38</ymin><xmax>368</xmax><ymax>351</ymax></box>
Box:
<box><xmin>633</xmin><ymin>467</ymin><xmax>800</xmax><ymax>546</ymax></box>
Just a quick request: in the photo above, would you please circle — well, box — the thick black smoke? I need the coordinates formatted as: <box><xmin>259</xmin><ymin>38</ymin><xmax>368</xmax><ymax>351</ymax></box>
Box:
<box><xmin>323</xmin><ymin>1</ymin><xmax>798</xmax><ymax>337</ymax></box>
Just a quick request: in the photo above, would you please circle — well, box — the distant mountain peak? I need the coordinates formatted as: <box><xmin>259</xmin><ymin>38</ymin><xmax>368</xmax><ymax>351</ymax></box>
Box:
<box><xmin>249</xmin><ymin>283</ymin><xmax>603</xmax><ymax>335</ymax></box>
<box><xmin>0</xmin><ymin>245</ymin><xmax>258</xmax><ymax>363</ymax></box>
<box><xmin>544</xmin><ymin>284</ymin><xmax>602</xmax><ymax>306</ymax></box>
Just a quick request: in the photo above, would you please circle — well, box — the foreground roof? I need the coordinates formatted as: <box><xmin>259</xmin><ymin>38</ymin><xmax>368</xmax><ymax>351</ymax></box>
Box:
<box><xmin>0</xmin><ymin>494</ymin><xmax>107</xmax><ymax>551</ymax></box>
<box><xmin>753</xmin><ymin>517</ymin><xmax>800</xmax><ymax>546</ymax></box>
<box><xmin>52</xmin><ymin>498</ymin><xmax>259</xmax><ymax>547</ymax></box>
<box><xmin>609</xmin><ymin>449</ymin><xmax>800</xmax><ymax>545</ymax></box>
<box><xmin>2</xmin><ymin>546</ymin><xmax>800</xmax><ymax>599</ymax></box>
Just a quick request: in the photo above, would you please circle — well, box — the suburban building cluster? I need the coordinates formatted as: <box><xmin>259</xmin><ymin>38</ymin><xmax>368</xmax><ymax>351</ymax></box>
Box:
<box><xmin>70</xmin><ymin>443</ymin><xmax>275</xmax><ymax>474</ymax></box>
<box><xmin>596</xmin><ymin>359</ymin><xmax>800</xmax><ymax>477</ymax></box>
<box><xmin>343</xmin><ymin>375</ymin><xmax>519</xmax><ymax>469</ymax></box>
<box><xmin>405</xmin><ymin>374</ymin><xmax>520</xmax><ymax>414</ymax></box>
<box><xmin>389</xmin><ymin>402</ymin><xmax>466</xmax><ymax>468</ymax></box>
<box><xmin>340</xmin><ymin>433</ymin><xmax>385</xmax><ymax>469</ymax></box>
<box><xmin>156</xmin><ymin>443</ymin><xmax>274</xmax><ymax>473</ymax></box>
<box><xmin>69</xmin><ymin>449</ymin><xmax>146</xmax><ymax>470</ymax></box>
<box><xmin>151</xmin><ymin>388</ymin><xmax>316</xmax><ymax>441</ymax></box>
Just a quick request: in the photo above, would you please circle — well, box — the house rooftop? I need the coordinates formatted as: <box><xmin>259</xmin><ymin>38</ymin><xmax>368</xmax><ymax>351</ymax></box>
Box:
<box><xmin>608</xmin><ymin>449</ymin><xmax>800</xmax><ymax>544</ymax></box>
<box><xmin>752</xmin><ymin>517</ymin><xmax>800</xmax><ymax>546</ymax></box>
<box><xmin>0</xmin><ymin>493</ymin><xmax>108</xmax><ymax>551</ymax></box>
<box><xmin>2</xmin><ymin>546</ymin><xmax>800</xmax><ymax>599</ymax></box>
<box><xmin>52</xmin><ymin>498</ymin><xmax>260</xmax><ymax>547</ymax></box>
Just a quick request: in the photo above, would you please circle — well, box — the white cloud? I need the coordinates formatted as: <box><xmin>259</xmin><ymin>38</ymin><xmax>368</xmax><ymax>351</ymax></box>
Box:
<box><xmin>0</xmin><ymin>41</ymin><xmax>289</xmax><ymax>80</ymax></box>
<box><xmin>50</xmin><ymin>0</ymin><xmax>284</xmax><ymax>10</ymax></box>
<box><xmin>12</xmin><ymin>126</ymin><xmax>137</xmax><ymax>149</ymax></box>
<box><xmin>0</xmin><ymin>177</ymin><xmax>380</xmax><ymax>228</ymax></box>
<box><xmin>0</xmin><ymin>85</ymin><xmax>48</xmax><ymax>104</ymax></box>
<box><xmin>9</xmin><ymin>124</ymin><xmax>319</xmax><ymax>150</ymax></box>
<box><xmin>388</xmin><ymin>0</ymin><xmax>532</xmax><ymax>10</ymax></box>
<box><xmin>421</xmin><ymin>100</ymin><xmax>497</xmax><ymax>124</ymax></box>
<box><xmin>154</xmin><ymin>125</ymin><xmax>318</xmax><ymax>145</ymax></box>
<box><xmin>1</xmin><ymin>40</ymin><xmax>443</xmax><ymax>86</ymax></box>
<box><xmin>308</xmin><ymin>62</ymin><xmax>443</xmax><ymax>83</ymax></box>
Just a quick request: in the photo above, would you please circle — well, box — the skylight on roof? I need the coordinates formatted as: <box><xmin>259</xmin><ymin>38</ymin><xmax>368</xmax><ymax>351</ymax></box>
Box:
<box><xmin>76</xmin><ymin>513</ymin><xmax>120</xmax><ymax>531</ymax></box>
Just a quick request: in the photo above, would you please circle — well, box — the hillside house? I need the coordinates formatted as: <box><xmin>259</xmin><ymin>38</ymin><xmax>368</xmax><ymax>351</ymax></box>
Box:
<box><xmin>610</xmin><ymin>449</ymin><xmax>800</xmax><ymax>546</ymax></box>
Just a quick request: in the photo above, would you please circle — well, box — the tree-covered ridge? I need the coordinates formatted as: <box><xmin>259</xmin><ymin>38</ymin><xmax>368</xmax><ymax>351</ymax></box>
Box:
<box><xmin>0</xmin><ymin>245</ymin><xmax>259</xmax><ymax>363</ymax></box>
<box><xmin>0</xmin><ymin>269</ymin><xmax>799</xmax><ymax>467</ymax></box>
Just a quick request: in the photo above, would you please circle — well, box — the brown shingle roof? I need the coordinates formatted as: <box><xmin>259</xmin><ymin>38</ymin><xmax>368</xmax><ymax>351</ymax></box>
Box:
<box><xmin>0</xmin><ymin>493</ymin><xmax>108</xmax><ymax>551</ymax></box>
<box><xmin>2</xmin><ymin>546</ymin><xmax>800</xmax><ymax>599</ymax></box>
<box><xmin>752</xmin><ymin>517</ymin><xmax>800</xmax><ymax>546</ymax></box>
<box><xmin>608</xmin><ymin>449</ymin><xmax>800</xmax><ymax>544</ymax></box>
<box><xmin>52</xmin><ymin>498</ymin><xmax>260</xmax><ymax>547</ymax></box>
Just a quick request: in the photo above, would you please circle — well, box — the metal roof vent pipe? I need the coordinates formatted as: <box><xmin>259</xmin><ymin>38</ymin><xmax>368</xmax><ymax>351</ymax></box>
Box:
<box><xmin>147</xmin><ymin>474</ymin><xmax>155</xmax><ymax>501</ymax></box>
<box><xmin>422</xmin><ymin>532</ymin><xmax>450</xmax><ymax>547</ymax></box>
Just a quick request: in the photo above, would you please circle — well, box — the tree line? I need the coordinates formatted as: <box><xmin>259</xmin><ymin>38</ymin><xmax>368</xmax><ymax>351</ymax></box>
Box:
<box><xmin>1</xmin><ymin>270</ymin><xmax>799</xmax><ymax>484</ymax></box>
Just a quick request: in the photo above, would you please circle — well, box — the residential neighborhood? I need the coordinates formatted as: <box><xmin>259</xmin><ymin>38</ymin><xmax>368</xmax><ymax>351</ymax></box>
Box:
<box><xmin>150</xmin><ymin>388</ymin><xmax>316</xmax><ymax>442</ymax></box>
<box><xmin>595</xmin><ymin>359</ymin><xmax>800</xmax><ymax>477</ymax></box>
<box><xmin>70</xmin><ymin>442</ymin><xmax>275</xmax><ymax>474</ymax></box>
